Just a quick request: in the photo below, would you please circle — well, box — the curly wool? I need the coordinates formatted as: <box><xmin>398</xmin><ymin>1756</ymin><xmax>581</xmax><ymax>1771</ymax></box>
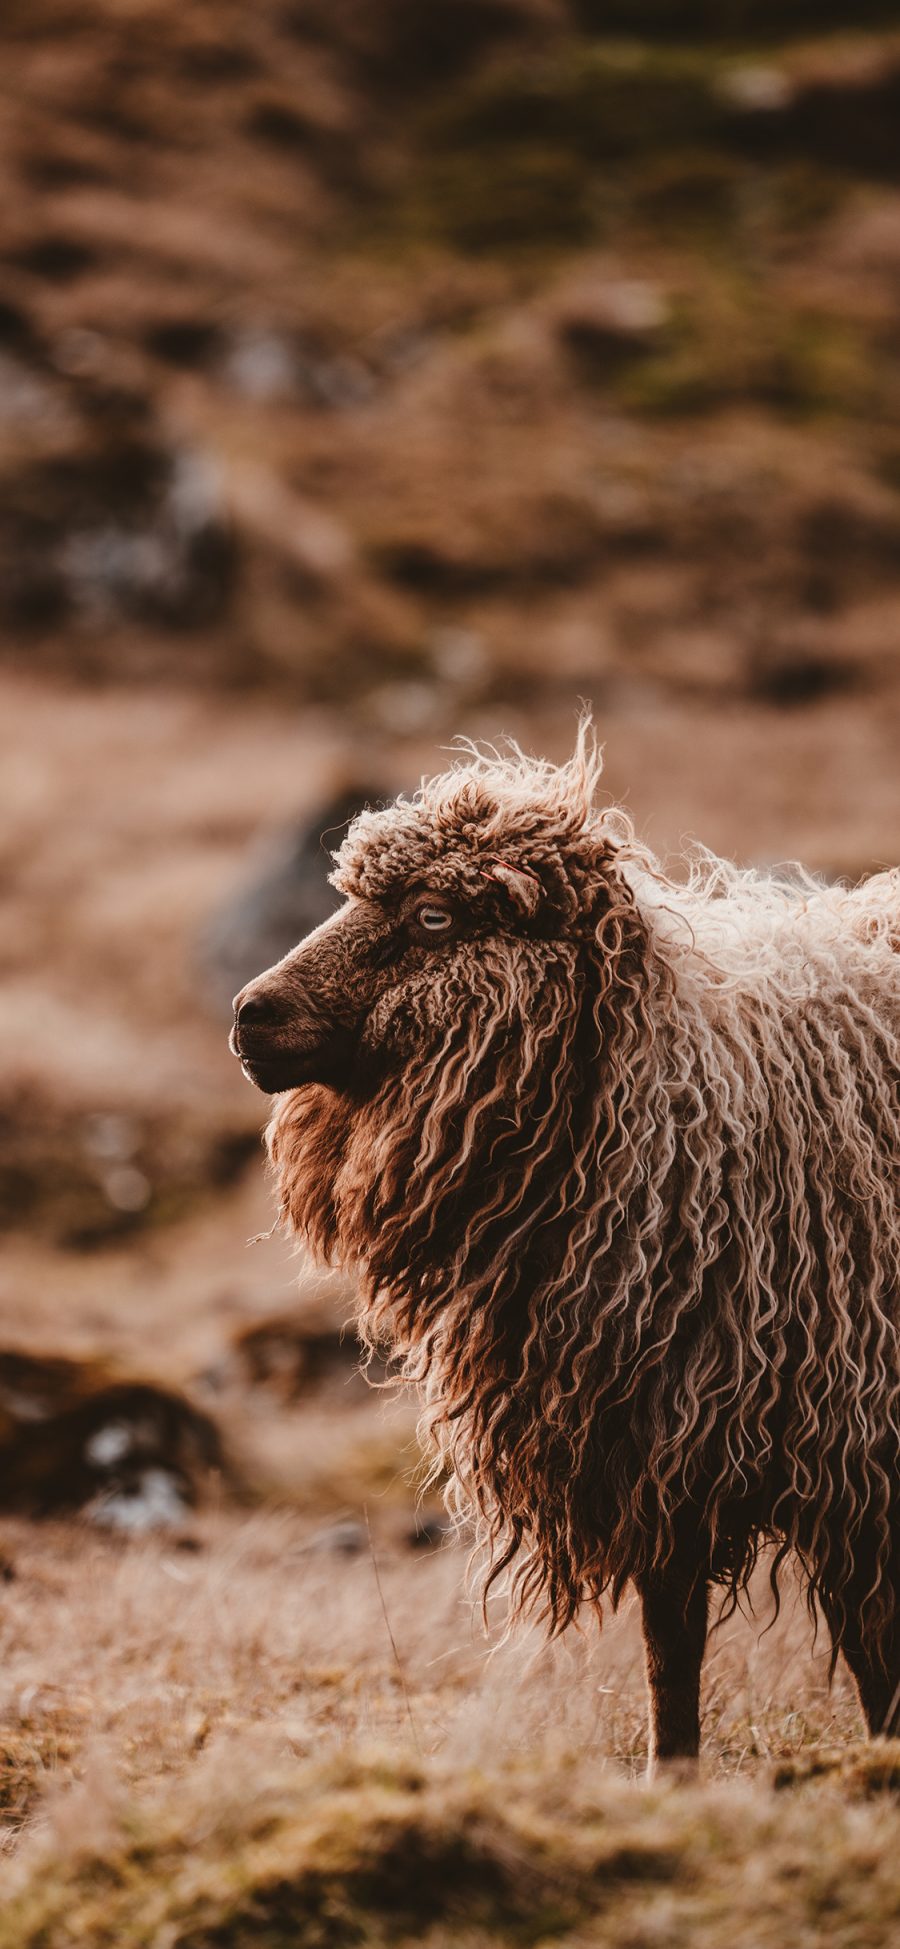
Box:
<box><xmin>268</xmin><ymin>731</ymin><xmax>900</xmax><ymax>1646</ymax></box>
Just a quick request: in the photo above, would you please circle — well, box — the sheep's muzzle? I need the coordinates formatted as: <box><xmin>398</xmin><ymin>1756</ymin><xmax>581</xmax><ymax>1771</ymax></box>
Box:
<box><xmin>229</xmin><ymin>985</ymin><xmax>352</xmax><ymax>1091</ymax></box>
<box><xmin>229</xmin><ymin>1015</ymin><xmax>327</xmax><ymax>1095</ymax></box>
<box><xmin>229</xmin><ymin>903</ymin><xmax>368</xmax><ymax>1094</ymax></box>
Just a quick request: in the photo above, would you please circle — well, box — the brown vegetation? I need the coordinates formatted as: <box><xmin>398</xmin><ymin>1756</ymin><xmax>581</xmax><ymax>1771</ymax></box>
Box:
<box><xmin>2</xmin><ymin>0</ymin><xmax>900</xmax><ymax>1934</ymax></box>
<box><xmin>6</xmin><ymin>1743</ymin><xmax>900</xmax><ymax>1949</ymax></box>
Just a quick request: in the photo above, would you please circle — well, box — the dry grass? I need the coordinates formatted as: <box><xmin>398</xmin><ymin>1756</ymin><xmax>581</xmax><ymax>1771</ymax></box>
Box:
<box><xmin>0</xmin><ymin>1489</ymin><xmax>885</xmax><ymax>1939</ymax></box>
<box><xmin>0</xmin><ymin>1510</ymin><xmax>868</xmax><ymax>1824</ymax></box>
<box><xmin>2</xmin><ymin>1</ymin><xmax>900</xmax><ymax>1933</ymax></box>
<box><xmin>0</xmin><ymin>658</ymin><xmax>895</xmax><ymax>1928</ymax></box>
<box><xmin>4</xmin><ymin>1739</ymin><xmax>900</xmax><ymax>1947</ymax></box>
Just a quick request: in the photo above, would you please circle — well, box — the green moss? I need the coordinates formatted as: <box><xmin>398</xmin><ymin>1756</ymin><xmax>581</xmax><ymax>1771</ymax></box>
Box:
<box><xmin>426</xmin><ymin>43</ymin><xmax>727</xmax><ymax>168</ymax></box>
<box><xmin>402</xmin><ymin>146</ymin><xmax>596</xmax><ymax>253</ymax></box>
<box><xmin>396</xmin><ymin>41</ymin><xmax>735</xmax><ymax>255</ymax></box>
<box><xmin>628</xmin><ymin>147</ymin><xmax>748</xmax><ymax>232</ymax></box>
<box><xmin>613</xmin><ymin>287</ymin><xmax>876</xmax><ymax>423</ymax></box>
<box><xmin>570</xmin><ymin>2</ymin><xmax>900</xmax><ymax>41</ymax></box>
<box><xmin>400</xmin><ymin>37</ymin><xmax>864</xmax><ymax>262</ymax></box>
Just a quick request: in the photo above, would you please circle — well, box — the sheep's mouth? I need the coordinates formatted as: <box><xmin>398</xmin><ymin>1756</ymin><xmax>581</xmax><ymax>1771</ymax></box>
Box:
<box><xmin>229</xmin><ymin>1025</ymin><xmax>352</xmax><ymax>1095</ymax></box>
<box><xmin>239</xmin><ymin>1054</ymin><xmax>324</xmax><ymax>1094</ymax></box>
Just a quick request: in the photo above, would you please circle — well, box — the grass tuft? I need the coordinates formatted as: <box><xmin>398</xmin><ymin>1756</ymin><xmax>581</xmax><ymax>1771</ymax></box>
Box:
<box><xmin>774</xmin><ymin>1737</ymin><xmax>900</xmax><ymax>1796</ymax></box>
<box><xmin>4</xmin><ymin>1745</ymin><xmax>900</xmax><ymax>1947</ymax></box>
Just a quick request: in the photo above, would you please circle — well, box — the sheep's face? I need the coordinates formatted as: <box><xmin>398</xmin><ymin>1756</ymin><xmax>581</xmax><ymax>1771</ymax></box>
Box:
<box><xmin>230</xmin><ymin>885</ymin><xmax>488</xmax><ymax>1095</ymax></box>
<box><xmin>229</xmin><ymin>777</ymin><xmax>613</xmax><ymax>1098</ymax></box>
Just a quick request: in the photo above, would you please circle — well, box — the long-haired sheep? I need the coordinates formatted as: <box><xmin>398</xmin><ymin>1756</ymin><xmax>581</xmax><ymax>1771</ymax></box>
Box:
<box><xmin>230</xmin><ymin>729</ymin><xmax>900</xmax><ymax>1767</ymax></box>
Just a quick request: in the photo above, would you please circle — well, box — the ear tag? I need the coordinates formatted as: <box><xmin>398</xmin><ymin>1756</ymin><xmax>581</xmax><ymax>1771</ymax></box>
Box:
<box><xmin>482</xmin><ymin>860</ymin><xmax>541</xmax><ymax>916</ymax></box>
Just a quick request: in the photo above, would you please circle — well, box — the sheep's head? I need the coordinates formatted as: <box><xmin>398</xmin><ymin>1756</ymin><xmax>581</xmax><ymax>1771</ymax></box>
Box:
<box><xmin>229</xmin><ymin>733</ymin><xmax>617</xmax><ymax>1100</ymax></box>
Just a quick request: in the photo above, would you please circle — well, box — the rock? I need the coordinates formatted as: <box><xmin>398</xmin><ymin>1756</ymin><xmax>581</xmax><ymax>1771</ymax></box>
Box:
<box><xmin>12</xmin><ymin>234</ymin><xmax>99</xmax><ymax>283</ymax></box>
<box><xmin>234</xmin><ymin>1315</ymin><xmax>354</xmax><ymax>1395</ymax></box>
<box><xmin>426</xmin><ymin>625</ymin><xmax>489</xmax><ymax>688</ymax></box>
<box><xmin>0</xmin><ymin>352</ymin><xmax>64</xmax><ymax>432</ymax></box>
<box><xmin>0</xmin><ymin>1096</ymin><xmax>256</xmax><ymax>1248</ymax></box>
<box><xmin>305</xmin><ymin>1519</ymin><xmax>367</xmax><ymax>1555</ymax></box>
<box><xmin>200</xmin><ymin>784</ymin><xmax>389</xmax><ymax>1007</ymax></box>
<box><xmin>347</xmin><ymin>0</ymin><xmax>545</xmax><ymax>94</ymax></box>
<box><xmin>365</xmin><ymin>679</ymin><xmax>443</xmax><ymax>735</ymax></box>
<box><xmin>59</xmin><ymin>445</ymin><xmax>232</xmax><ymax>628</ymax></box>
<box><xmin>721</xmin><ymin>44</ymin><xmax>900</xmax><ymax>180</ymax></box>
<box><xmin>223</xmin><ymin>463</ymin><xmax>354</xmax><ymax>582</ymax></box>
<box><xmin>219</xmin><ymin>327</ymin><xmax>303</xmax><ymax>403</ymax></box>
<box><xmin>553</xmin><ymin>269</ymin><xmax>669</xmax><ymax>373</ymax></box>
<box><xmin>144</xmin><ymin>319</ymin><xmax>223</xmax><ymax>368</ymax></box>
<box><xmin>0</xmin><ymin>1351</ymin><xmax>222</xmax><ymax>1525</ymax></box>
<box><xmin>1</xmin><ymin>434</ymin><xmax>236</xmax><ymax>636</ymax></box>
<box><xmin>0</xmin><ymin>299</ymin><xmax>36</xmax><ymax>352</ymax></box>
<box><xmin>86</xmin><ymin>1467</ymin><xmax>190</xmax><ymax>1534</ymax></box>
<box><xmin>230</xmin><ymin>1308</ymin><xmax>376</xmax><ymax>1400</ymax></box>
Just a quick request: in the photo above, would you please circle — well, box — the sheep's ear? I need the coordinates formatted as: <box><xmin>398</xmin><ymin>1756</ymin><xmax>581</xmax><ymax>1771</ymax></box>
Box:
<box><xmin>487</xmin><ymin>861</ymin><xmax>541</xmax><ymax>917</ymax></box>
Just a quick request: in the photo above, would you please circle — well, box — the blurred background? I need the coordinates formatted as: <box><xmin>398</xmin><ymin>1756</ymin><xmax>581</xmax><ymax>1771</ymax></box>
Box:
<box><xmin>0</xmin><ymin>0</ymin><xmax>898</xmax><ymax>1821</ymax></box>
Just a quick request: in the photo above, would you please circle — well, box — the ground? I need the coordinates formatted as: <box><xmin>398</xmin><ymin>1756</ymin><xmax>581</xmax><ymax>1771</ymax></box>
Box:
<box><xmin>2</xmin><ymin>0</ymin><xmax>900</xmax><ymax>1939</ymax></box>
<box><xmin>1</xmin><ymin>664</ymin><xmax>898</xmax><ymax>1940</ymax></box>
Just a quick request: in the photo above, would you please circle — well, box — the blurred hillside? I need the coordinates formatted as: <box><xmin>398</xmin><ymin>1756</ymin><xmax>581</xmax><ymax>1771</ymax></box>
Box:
<box><xmin>2</xmin><ymin>0</ymin><xmax>899</xmax><ymax>1360</ymax></box>
<box><xmin>2</xmin><ymin>0</ymin><xmax>899</xmax><ymax>1303</ymax></box>
<box><xmin>2</xmin><ymin>0</ymin><xmax>900</xmax><ymax>727</ymax></box>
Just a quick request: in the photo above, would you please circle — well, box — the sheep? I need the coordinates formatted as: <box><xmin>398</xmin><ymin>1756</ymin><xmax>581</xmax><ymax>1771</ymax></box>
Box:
<box><xmin>230</xmin><ymin>727</ymin><xmax>900</xmax><ymax>1769</ymax></box>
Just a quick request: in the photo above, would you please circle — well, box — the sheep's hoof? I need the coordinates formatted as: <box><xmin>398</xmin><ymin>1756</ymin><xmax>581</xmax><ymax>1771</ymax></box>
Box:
<box><xmin>646</xmin><ymin>1753</ymin><xmax>701</xmax><ymax>1786</ymax></box>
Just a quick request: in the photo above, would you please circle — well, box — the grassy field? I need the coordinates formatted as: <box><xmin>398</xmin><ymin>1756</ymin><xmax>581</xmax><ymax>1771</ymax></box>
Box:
<box><xmin>7</xmin><ymin>1741</ymin><xmax>900</xmax><ymax>1946</ymax></box>
<box><xmin>0</xmin><ymin>665</ymin><xmax>898</xmax><ymax>1943</ymax></box>
<box><xmin>0</xmin><ymin>1505</ymin><xmax>894</xmax><ymax>1943</ymax></box>
<box><xmin>2</xmin><ymin>0</ymin><xmax>900</xmax><ymax>1938</ymax></box>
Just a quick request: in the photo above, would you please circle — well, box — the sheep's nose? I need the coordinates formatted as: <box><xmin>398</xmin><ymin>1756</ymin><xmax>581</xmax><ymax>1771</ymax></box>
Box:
<box><xmin>233</xmin><ymin>990</ymin><xmax>284</xmax><ymax>1031</ymax></box>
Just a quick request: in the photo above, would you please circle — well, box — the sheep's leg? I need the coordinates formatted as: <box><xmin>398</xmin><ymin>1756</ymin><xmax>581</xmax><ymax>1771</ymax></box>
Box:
<box><xmin>826</xmin><ymin>1602</ymin><xmax>900</xmax><ymax>1737</ymax></box>
<box><xmin>819</xmin><ymin>1541</ymin><xmax>900</xmax><ymax>1737</ymax></box>
<box><xmin>841</xmin><ymin>1643</ymin><xmax>900</xmax><ymax>1738</ymax></box>
<box><xmin>636</xmin><ymin>1559</ymin><xmax>709</xmax><ymax>1774</ymax></box>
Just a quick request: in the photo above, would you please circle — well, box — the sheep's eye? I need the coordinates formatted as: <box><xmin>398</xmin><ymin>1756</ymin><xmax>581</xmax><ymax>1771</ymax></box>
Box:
<box><xmin>416</xmin><ymin>903</ymin><xmax>454</xmax><ymax>934</ymax></box>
